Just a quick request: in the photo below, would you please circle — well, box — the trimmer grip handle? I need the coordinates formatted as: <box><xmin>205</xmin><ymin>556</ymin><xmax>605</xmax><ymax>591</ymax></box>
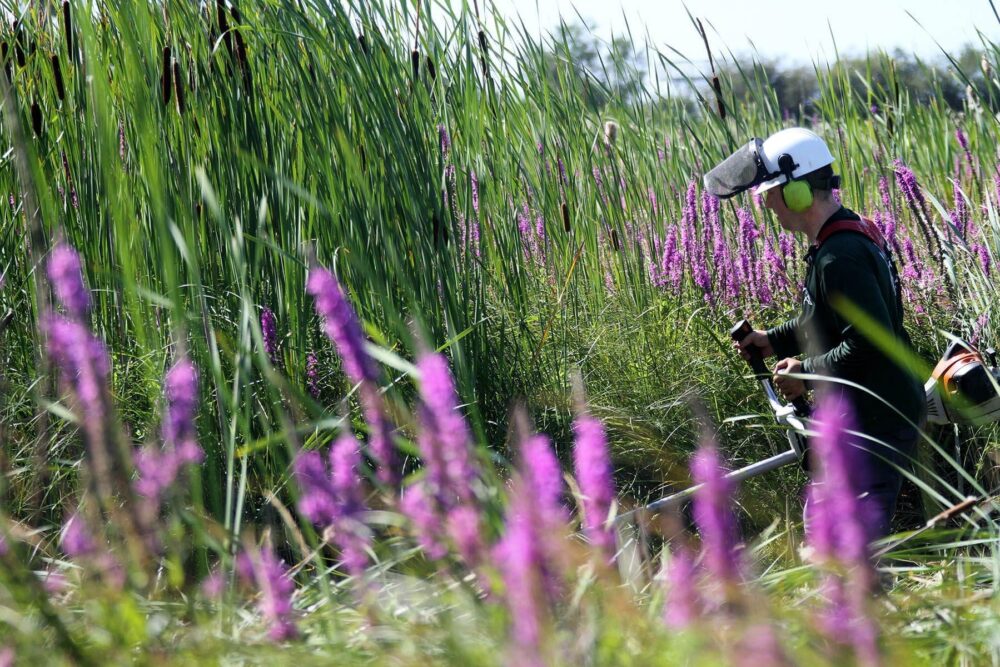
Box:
<box><xmin>730</xmin><ymin>319</ymin><xmax>768</xmax><ymax>376</ymax></box>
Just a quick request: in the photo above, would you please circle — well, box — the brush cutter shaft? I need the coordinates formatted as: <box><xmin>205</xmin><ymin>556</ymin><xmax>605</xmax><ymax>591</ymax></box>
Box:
<box><xmin>617</xmin><ymin>448</ymin><xmax>799</xmax><ymax>522</ymax></box>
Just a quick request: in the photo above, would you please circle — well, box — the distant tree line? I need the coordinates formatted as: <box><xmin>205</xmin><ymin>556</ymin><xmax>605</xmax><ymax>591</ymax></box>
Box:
<box><xmin>538</xmin><ymin>22</ymin><xmax>997</xmax><ymax>116</ymax></box>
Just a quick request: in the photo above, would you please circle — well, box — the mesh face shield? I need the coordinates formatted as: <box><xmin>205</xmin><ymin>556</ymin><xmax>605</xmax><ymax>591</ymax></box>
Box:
<box><xmin>703</xmin><ymin>138</ymin><xmax>774</xmax><ymax>199</ymax></box>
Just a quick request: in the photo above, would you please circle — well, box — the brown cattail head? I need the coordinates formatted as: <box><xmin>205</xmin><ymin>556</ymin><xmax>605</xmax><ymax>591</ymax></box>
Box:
<box><xmin>12</xmin><ymin>21</ymin><xmax>25</xmax><ymax>68</ymax></box>
<box><xmin>611</xmin><ymin>229</ymin><xmax>620</xmax><ymax>251</ymax></box>
<box><xmin>173</xmin><ymin>60</ymin><xmax>185</xmax><ymax>113</ymax></box>
<box><xmin>217</xmin><ymin>0</ymin><xmax>233</xmax><ymax>58</ymax></box>
<box><xmin>982</xmin><ymin>54</ymin><xmax>993</xmax><ymax>79</ymax></box>
<box><xmin>711</xmin><ymin>75</ymin><xmax>726</xmax><ymax>120</ymax></box>
<box><xmin>30</xmin><ymin>101</ymin><xmax>42</xmax><ymax>137</ymax></box>
<box><xmin>603</xmin><ymin>120</ymin><xmax>618</xmax><ymax>147</ymax></box>
<box><xmin>1</xmin><ymin>42</ymin><xmax>10</xmax><ymax>81</ymax></box>
<box><xmin>477</xmin><ymin>30</ymin><xmax>490</xmax><ymax>79</ymax></box>
<box><xmin>51</xmin><ymin>55</ymin><xmax>65</xmax><ymax>101</ymax></box>
<box><xmin>561</xmin><ymin>201</ymin><xmax>571</xmax><ymax>233</ymax></box>
<box><xmin>357</xmin><ymin>32</ymin><xmax>368</xmax><ymax>55</ymax></box>
<box><xmin>426</xmin><ymin>55</ymin><xmax>436</xmax><ymax>80</ymax></box>
<box><xmin>160</xmin><ymin>46</ymin><xmax>173</xmax><ymax>106</ymax></box>
<box><xmin>411</xmin><ymin>49</ymin><xmax>419</xmax><ymax>79</ymax></box>
<box><xmin>63</xmin><ymin>1</ymin><xmax>74</xmax><ymax>59</ymax></box>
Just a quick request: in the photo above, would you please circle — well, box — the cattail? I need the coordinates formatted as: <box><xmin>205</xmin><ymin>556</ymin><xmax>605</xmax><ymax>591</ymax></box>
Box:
<box><xmin>572</xmin><ymin>414</ymin><xmax>615</xmax><ymax>561</ymax></box>
<box><xmin>160</xmin><ymin>46</ymin><xmax>172</xmax><ymax>106</ymax></box>
<box><xmin>603</xmin><ymin>120</ymin><xmax>618</xmax><ymax>147</ymax></box>
<box><xmin>217</xmin><ymin>0</ymin><xmax>233</xmax><ymax>58</ymax></box>
<box><xmin>30</xmin><ymin>101</ymin><xmax>42</xmax><ymax>137</ymax></box>
<box><xmin>561</xmin><ymin>201</ymin><xmax>571</xmax><ymax>233</ymax></box>
<box><xmin>426</xmin><ymin>55</ymin><xmax>436</xmax><ymax>80</ymax></box>
<box><xmin>411</xmin><ymin>49</ymin><xmax>419</xmax><ymax>79</ymax></box>
<box><xmin>357</xmin><ymin>32</ymin><xmax>368</xmax><ymax>55</ymax></box>
<box><xmin>477</xmin><ymin>29</ymin><xmax>490</xmax><ymax>79</ymax></box>
<box><xmin>12</xmin><ymin>21</ymin><xmax>25</xmax><ymax>68</ymax></box>
<box><xmin>173</xmin><ymin>59</ymin><xmax>185</xmax><ymax>113</ymax></box>
<box><xmin>51</xmin><ymin>55</ymin><xmax>65</xmax><ymax>101</ymax></box>
<box><xmin>711</xmin><ymin>75</ymin><xmax>726</xmax><ymax>119</ymax></box>
<box><xmin>611</xmin><ymin>229</ymin><xmax>620</xmax><ymax>251</ymax></box>
<box><xmin>63</xmin><ymin>1</ymin><xmax>74</xmax><ymax>58</ymax></box>
<box><xmin>1</xmin><ymin>42</ymin><xmax>10</xmax><ymax>81</ymax></box>
<box><xmin>231</xmin><ymin>5</ymin><xmax>251</xmax><ymax>94</ymax></box>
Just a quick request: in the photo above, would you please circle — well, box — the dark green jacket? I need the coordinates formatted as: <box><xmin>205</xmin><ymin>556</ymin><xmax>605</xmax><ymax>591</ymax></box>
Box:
<box><xmin>766</xmin><ymin>207</ymin><xmax>925</xmax><ymax>431</ymax></box>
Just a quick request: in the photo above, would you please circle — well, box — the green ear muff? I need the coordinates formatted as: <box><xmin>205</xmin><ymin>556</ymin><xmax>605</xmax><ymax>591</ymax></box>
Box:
<box><xmin>782</xmin><ymin>179</ymin><xmax>813</xmax><ymax>213</ymax></box>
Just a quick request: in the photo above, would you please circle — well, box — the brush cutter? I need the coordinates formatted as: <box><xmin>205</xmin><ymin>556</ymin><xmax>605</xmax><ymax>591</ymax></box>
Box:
<box><xmin>613</xmin><ymin>322</ymin><xmax>1000</xmax><ymax>587</ymax></box>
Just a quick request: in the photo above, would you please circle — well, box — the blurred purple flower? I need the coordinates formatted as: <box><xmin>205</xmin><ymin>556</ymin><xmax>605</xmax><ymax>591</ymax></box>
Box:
<box><xmin>520</xmin><ymin>434</ymin><xmax>565</xmax><ymax>523</ymax></box>
<box><xmin>60</xmin><ymin>513</ymin><xmax>95</xmax><ymax>558</ymax></box>
<box><xmin>690</xmin><ymin>441</ymin><xmax>743</xmax><ymax>587</ymax></box>
<box><xmin>400</xmin><ymin>482</ymin><xmax>448</xmax><ymax>560</ymax></box>
<box><xmin>47</xmin><ymin>243</ymin><xmax>90</xmax><ymax>320</ymax></box>
<box><xmin>292</xmin><ymin>450</ymin><xmax>339</xmax><ymax>527</ymax></box>
<box><xmin>163</xmin><ymin>359</ymin><xmax>202</xmax><ymax>463</ymax></box>
<box><xmin>470</xmin><ymin>170</ymin><xmax>480</xmax><ymax>215</ymax></box>
<box><xmin>446</xmin><ymin>505</ymin><xmax>484</xmax><ymax>565</ymax></box>
<box><xmin>261</xmin><ymin>307</ymin><xmax>279</xmax><ymax>364</ymax></box>
<box><xmin>237</xmin><ymin>545</ymin><xmax>298</xmax><ymax>642</ymax></box>
<box><xmin>572</xmin><ymin>415</ymin><xmax>615</xmax><ymax>560</ymax></box>
<box><xmin>416</xmin><ymin>353</ymin><xmax>479</xmax><ymax>505</ymax></box>
<box><xmin>306</xmin><ymin>267</ymin><xmax>376</xmax><ymax>385</ymax></box>
<box><xmin>661</xmin><ymin>546</ymin><xmax>702</xmax><ymax>629</ymax></box>
<box><xmin>495</xmin><ymin>483</ymin><xmax>546</xmax><ymax>667</ymax></box>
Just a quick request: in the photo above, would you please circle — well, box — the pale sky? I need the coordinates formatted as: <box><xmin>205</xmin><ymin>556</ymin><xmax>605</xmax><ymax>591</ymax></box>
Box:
<box><xmin>487</xmin><ymin>0</ymin><xmax>998</xmax><ymax>65</ymax></box>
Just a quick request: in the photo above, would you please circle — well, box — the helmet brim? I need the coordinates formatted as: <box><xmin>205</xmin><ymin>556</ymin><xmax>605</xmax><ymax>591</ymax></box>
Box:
<box><xmin>753</xmin><ymin>175</ymin><xmax>787</xmax><ymax>195</ymax></box>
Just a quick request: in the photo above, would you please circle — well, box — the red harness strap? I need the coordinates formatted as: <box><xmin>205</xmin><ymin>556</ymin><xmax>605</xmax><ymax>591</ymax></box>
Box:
<box><xmin>815</xmin><ymin>216</ymin><xmax>888</xmax><ymax>250</ymax></box>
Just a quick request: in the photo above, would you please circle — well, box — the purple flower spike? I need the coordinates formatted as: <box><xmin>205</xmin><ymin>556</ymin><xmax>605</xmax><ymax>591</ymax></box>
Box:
<box><xmin>47</xmin><ymin>243</ymin><xmax>91</xmax><ymax>320</ymax></box>
<box><xmin>446</xmin><ymin>505</ymin><xmax>484</xmax><ymax>565</ymax></box>
<box><xmin>495</xmin><ymin>486</ymin><xmax>546</xmax><ymax>667</ymax></box>
<box><xmin>416</xmin><ymin>353</ymin><xmax>478</xmax><ymax>503</ymax></box>
<box><xmin>521</xmin><ymin>434</ymin><xmax>565</xmax><ymax>523</ymax></box>
<box><xmin>438</xmin><ymin>123</ymin><xmax>450</xmax><ymax>156</ymax></box>
<box><xmin>690</xmin><ymin>441</ymin><xmax>742</xmax><ymax>586</ymax></box>
<box><xmin>572</xmin><ymin>415</ymin><xmax>615</xmax><ymax>560</ymax></box>
<box><xmin>306</xmin><ymin>267</ymin><xmax>376</xmax><ymax>385</ymax></box>
<box><xmin>306</xmin><ymin>352</ymin><xmax>320</xmax><ymax>399</ymax></box>
<box><xmin>237</xmin><ymin>545</ymin><xmax>298</xmax><ymax>642</ymax></box>
<box><xmin>661</xmin><ymin>546</ymin><xmax>702</xmax><ymax>629</ymax></box>
<box><xmin>60</xmin><ymin>513</ymin><xmax>95</xmax><ymax>558</ymax></box>
<box><xmin>292</xmin><ymin>450</ymin><xmax>339</xmax><ymax>527</ymax></box>
<box><xmin>400</xmin><ymin>483</ymin><xmax>448</xmax><ymax>560</ymax></box>
<box><xmin>261</xmin><ymin>307</ymin><xmax>279</xmax><ymax>364</ymax></box>
<box><xmin>163</xmin><ymin>359</ymin><xmax>202</xmax><ymax>462</ymax></box>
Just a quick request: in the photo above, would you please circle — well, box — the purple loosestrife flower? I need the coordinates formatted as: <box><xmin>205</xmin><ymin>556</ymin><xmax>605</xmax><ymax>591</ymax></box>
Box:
<box><xmin>495</xmin><ymin>482</ymin><xmax>547</xmax><ymax>667</ymax></box>
<box><xmin>893</xmin><ymin>160</ymin><xmax>941</xmax><ymax>262</ymax></box>
<box><xmin>307</xmin><ymin>266</ymin><xmax>398</xmax><ymax>483</ymax></box>
<box><xmin>44</xmin><ymin>315</ymin><xmax>111</xmax><ymax>431</ymax></box>
<box><xmin>956</xmin><ymin>127</ymin><xmax>975</xmax><ymax>172</ymax></box>
<box><xmin>306</xmin><ymin>268</ymin><xmax>376</xmax><ymax>385</ymax></box>
<box><xmin>0</xmin><ymin>647</ymin><xmax>12</xmax><ymax>667</ymax></box>
<box><xmin>306</xmin><ymin>352</ymin><xmax>320</xmax><ymax>399</ymax></box>
<box><xmin>417</xmin><ymin>352</ymin><xmax>479</xmax><ymax>504</ymax></box>
<box><xmin>521</xmin><ymin>434</ymin><xmax>565</xmax><ymax>522</ymax></box>
<box><xmin>680</xmin><ymin>181</ymin><xmax>699</xmax><ymax>263</ymax></box>
<box><xmin>292</xmin><ymin>450</ymin><xmax>339</xmax><ymax>527</ymax></box>
<box><xmin>438</xmin><ymin>123</ymin><xmax>450</xmax><ymax>156</ymax></box>
<box><xmin>60</xmin><ymin>513</ymin><xmax>95</xmax><ymax>557</ymax></box>
<box><xmin>260</xmin><ymin>307</ymin><xmax>279</xmax><ymax>364</ymax></box>
<box><xmin>329</xmin><ymin>433</ymin><xmax>370</xmax><ymax>577</ymax></box>
<box><xmin>975</xmin><ymin>244</ymin><xmax>992</xmax><ymax>276</ymax></box>
<box><xmin>660</xmin><ymin>226</ymin><xmax>682</xmax><ymax>291</ymax></box>
<box><xmin>691</xmin><ymin>442</ymin><xmax>743</xmax><ymax>587</ymax></box>
<box><xmin>755</xmin><ymin>257</ymin><xmax>774</xmax><ymax>306</ymax></box>
<box><xmin>47</xmin><ymin>243</ymin><xmax>90</xmax><ymax>320</ymax></box>
<box><xmin>952</xmin><ymin>180</ymin><xmax>969</xmax><ymax>239</ymax></box>
<box><xmin>446</xmin><ymin>505</ymin><xmax>484</xmax><ymax>565</ymax></box>
<box><xmin>237</xmin><ymin>545</ymin><xmax>298</xmax><ymax>642</ymax></box>
<box><xmin>163</xmin><ymin>359</ymin><xmax>202</xmax><ymax>464</ymax></box>
<box><xmin>661</xmin><ymin>546</ymin><xmax>702</xmax><ymax>629</ymax></box>
<box><xmin>470</xmin><ymin>170</ymin><xmax>480</xmax><ymax>215</ymax></box>
<box><xmin>400</xmin><ymin>482</ymin><xmax>448</xmax><ymax>560</ymax></box>
<box><xmin>572</xmin><ymin>415</ymin><xmax>615</xmax><ymax>560</ymax></box>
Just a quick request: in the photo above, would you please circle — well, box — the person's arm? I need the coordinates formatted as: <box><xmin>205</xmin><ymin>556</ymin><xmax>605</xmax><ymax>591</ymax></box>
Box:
<box><xmin>766</xmin><ymin>318</ymin><xmax>801</xmax><ymax>359</ymax></box>
<box><xmin>800</xmin><ymin>254</ymin><xmax>891</xmax><ymax>377</ymax></box>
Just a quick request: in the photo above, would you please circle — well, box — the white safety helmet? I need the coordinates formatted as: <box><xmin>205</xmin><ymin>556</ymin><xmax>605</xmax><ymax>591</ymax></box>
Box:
<box><xmin>703</xmin><ymin>127</ymin><xmax>837</xmax><ymax>200</ymax></box>
<box><xmin>753</xmin><ymin>128</ymin><xmax>836</xmax><ymax>195</ymax></box>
